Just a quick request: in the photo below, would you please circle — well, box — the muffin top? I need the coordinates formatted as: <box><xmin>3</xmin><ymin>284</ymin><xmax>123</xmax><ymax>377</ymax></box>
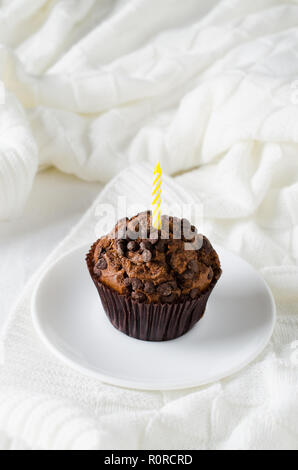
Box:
<box><xmin>91</xmin><ymin>212</ymin><xmax>221</xmax><ymax>304</ymax></box>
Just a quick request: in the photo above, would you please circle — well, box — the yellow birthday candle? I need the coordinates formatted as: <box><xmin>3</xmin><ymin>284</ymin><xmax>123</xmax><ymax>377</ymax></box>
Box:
<box><xmin>152</xmin><ymin>162</ymin><xmax>162</xmax><ymax>230</ymax></box>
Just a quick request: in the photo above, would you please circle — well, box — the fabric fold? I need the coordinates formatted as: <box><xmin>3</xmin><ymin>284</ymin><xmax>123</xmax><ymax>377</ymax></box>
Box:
<box><xmin>0</xmin><ymin>0</ymin><xmax>298</xmax><ymax>450</ymax></box>
<box><xmin>1</xmin><ymin>0</ymin><xmax>298</xmax><ymax>218</ymax></box>
<box><xmin>0</xmin><ymin>164</ymin><xmax>297</xmax><ymax>450</ymax></box>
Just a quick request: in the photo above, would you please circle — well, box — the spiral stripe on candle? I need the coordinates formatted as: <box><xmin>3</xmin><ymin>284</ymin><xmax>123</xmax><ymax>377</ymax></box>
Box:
<box><xmin>152</xmin><ymin>162</ymin><xmax>162</xmax><ymax>229</ymax></box>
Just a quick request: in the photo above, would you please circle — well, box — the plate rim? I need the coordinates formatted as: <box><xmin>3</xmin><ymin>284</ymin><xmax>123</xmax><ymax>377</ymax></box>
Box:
<box><xmin>31</xmin><ymin>244</ymin><xmax>276</xmax><ymax>391</ymax></box>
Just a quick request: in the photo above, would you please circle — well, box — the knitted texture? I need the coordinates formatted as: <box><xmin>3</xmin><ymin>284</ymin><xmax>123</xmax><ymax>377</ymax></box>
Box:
<box><xmin>0</xmin><ymin>166</ymin><xmax>297</xmax><ymax>450</ymax></box>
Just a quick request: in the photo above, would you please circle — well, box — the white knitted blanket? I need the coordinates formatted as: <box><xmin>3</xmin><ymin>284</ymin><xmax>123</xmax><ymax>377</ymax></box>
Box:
<box><xmin>0</xmin><ymin>0</ymin><xmax>298</xmax><ymax>449</ymax></box>
<box><xmin>1</xmin><ymin>0</ymin><xmax>298</xmax><ymax>220</ymax></box>
<box><xmin>0</xmin><ymin>164</ymin><xmax>298</xmax><ymax>450</ymax></box>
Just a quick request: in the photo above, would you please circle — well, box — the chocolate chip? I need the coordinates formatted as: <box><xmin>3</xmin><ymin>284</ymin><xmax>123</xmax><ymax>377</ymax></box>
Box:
<box><xmin>132</xmin><ymin>291</ymin><xmax>146</xmax><ymax>303</ymax></box>
<box><xmin>187</xmin><ymin>259</ymin><xmax>200</xmax><ymax>273</ymax></box>
<box><xmin>190</xmin><ymin>288</ymin><xmax>200</xmax><ymax>299</ymax></box>
<box><xmin>201</xmin><ymin>237</ymin><xmax>212</xmax><ymax>254</ymax></box>
<box><xmin>157</xmin><ymin>282</ymin><xmax>172</xmax><ymax>296</ymax></box>
<box><xmin>116</xmin><ymin>239</ymin><xmax>126</xmax><ymax>256</ymax></box>
<box><xmin>161</xmin><ymin>293</ymin><xmax>176</xmax><ymax>303</ymax></box>
<box><xmin>127</xmin><ymin>241</ymin><xmax>139</xmax><ymax>252</ymax></box>
<box><xmin>165</xmin><ymin>253</ymin><xmax>172</xmax><ymax>266</ymax></box>
<box><xmin>140</xmin><ymin>240</ymin><xmax>152</xmax><ymax>251</ymax></box>
<box><xmin>131</xmin><ymin>278</ymin><xmax>143</xmax><ymax>291</ymax></box>
<box><xmin>96</xmin><ymin>257</ymin><xmax>107</xmax><ymax>270</ymax></box>
<box><xmin>156</xmin><ymin>239</ymin><xmax>167</xmax><ymax>253</ymax></box>
<box><xmin>93</xmin><ymin>266</ymin><xmax>102</xmax><ymax>276</ymax></box>
<box><xmin>208</xmin><ymin>270</ymin><xmax>213</xmax><ymax>280</ymax></box>
<box><xmin>142</xmin><ymin>249</ymin><xmax>152</xmax><ymax>262</ymax></box>
<box><xmin>144</xmin><ymin>281</ymin><xmax>155</xmax><ymax>294</ymax></box>
<box><xmin>181</xmin><ymin>279</ymin><xmax>192</xmax><ymax>288</ymax></box>
<box><xmin>117</xmin><ymin>246</ymin><xmax>125</xmax><ymax>256</ymax></box>
<box><xmin>124</xmin><ymin>278</ymin><xmax>132</xmax><ymax>288</ymax></box>
<box><xmin>183</xmin><ymin>269</ymin><xmax>194</xmax><ymax>279</ymax></box>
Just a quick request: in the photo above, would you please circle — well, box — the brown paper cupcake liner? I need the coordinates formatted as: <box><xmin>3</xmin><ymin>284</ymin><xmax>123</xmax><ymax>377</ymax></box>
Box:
<box><xmin>86</xmin><ymin>242</ymin><xmax>215</xmax><ymax>342</ymax></box>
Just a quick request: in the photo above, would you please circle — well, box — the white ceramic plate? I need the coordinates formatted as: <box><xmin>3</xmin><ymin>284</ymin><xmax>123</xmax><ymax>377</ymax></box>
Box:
<box><xmin>32</xmin><ymin>244</ymin><xmax>276</xmax><ymax>390</ymax></box>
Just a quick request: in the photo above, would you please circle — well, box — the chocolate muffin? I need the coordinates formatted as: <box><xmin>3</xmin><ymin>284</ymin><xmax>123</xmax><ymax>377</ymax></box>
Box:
<box><xmin>86</xmin><ymin>212</ymin><xmax>221</xmax><ymax>341</ymax></box>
